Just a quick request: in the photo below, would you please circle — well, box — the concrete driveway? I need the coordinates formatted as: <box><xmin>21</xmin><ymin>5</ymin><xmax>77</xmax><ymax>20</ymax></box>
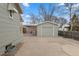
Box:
<box><xmin>15</xmin><ymin>34</ymin><xmax>79</xmax><ymax>56</ymax></box>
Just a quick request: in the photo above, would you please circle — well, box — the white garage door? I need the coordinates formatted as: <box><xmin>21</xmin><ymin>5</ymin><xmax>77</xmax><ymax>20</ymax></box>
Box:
<box><xmin>41</xmin><ymin>27</ymin><xmax>54</xmax><ymax>37</ymax></box>
<box><xmin>37</xmin><ymin>24</ymin><xmax>56</xmax><ymax>37</ymax></box>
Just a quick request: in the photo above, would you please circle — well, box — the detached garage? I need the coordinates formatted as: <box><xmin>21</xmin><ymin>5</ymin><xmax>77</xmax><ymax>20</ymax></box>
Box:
<box><xmin>37</xmin><ymin>21</ymin><xmax>59</xmax><ymax>37</ymax></box>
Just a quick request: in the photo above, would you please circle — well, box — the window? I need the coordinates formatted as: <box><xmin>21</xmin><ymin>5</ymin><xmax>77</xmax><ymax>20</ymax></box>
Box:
<box><xmin>10</xmin><ymin>10</ymin><xmax>12</xmax><ymax>17</ymax></box>
<box><xmin>9</xmin><ymin>10</ymin><xmax>13</xmax><ymax>19</ymax></box>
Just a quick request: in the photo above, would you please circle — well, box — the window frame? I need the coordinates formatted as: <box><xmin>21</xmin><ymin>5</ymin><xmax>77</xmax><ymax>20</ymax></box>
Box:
<box><xmin>9</xmin><ymin>10</ymin><xmax>14</xmax><ymax>19</ymax></box>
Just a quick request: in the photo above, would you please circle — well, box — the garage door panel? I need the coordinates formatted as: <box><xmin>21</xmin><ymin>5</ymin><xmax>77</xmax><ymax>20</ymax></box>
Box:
<box><xmin>37</xmin><ymin>27</ymin><xmax>54</xmax><ymax>37</ymax></box>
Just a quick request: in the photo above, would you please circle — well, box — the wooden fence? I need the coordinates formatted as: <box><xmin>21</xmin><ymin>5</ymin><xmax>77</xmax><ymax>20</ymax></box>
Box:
<box><xmin>58</xmin><ymin>31</ymin><xmax>79</xmax><ymax>40</ymax></box>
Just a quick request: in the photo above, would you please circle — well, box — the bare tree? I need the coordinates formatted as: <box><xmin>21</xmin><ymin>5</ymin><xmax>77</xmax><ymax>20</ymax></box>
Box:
<box><xmin>38</xmin><ymin>4</ymin><xmax>47</xmax><ymax>21</ymax></box>
<box><xmin>29</xmin><ymin>3</ymin><xmax>67</xmax><ymax>24</ymax></box>
<box><xmin>38</xmin><ymin>4</ymin><xmax>57</xmax><ymax>21</ymax></box>
<box><xmin>29</xmin><ymin>12</ymin><xmax>36</xmax><ymax>24</ymax></box>
<box><xmin>64</xmin><ymin>3</ymin><xmax>76</xmax><ymax>31</ymax></box>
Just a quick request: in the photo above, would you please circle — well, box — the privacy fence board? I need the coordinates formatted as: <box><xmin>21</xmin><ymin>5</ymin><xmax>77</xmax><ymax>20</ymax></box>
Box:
<box><xmin>58</xmin><ymin>31</ymin><xmax>79</xmax><ymax>40</ymax></box>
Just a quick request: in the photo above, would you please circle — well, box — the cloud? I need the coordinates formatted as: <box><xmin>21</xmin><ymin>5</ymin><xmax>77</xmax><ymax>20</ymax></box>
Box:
<box><xmin>23</xmin><ymin>3</ymin><xmax>29</xmax><ymax>7</ymax></box>
<box><xmin>22</xmin><ymin>22</ymin><xmax>26</xmax><ymax>25</ymax></box>
<box><xmin>73</xmin><ymin>4</ymin><xmax>79</xmax><ymax>7</ymax></box>
<box><xmin>58</xmin><ymin>3</ymin><xmax>64</xmax><ymax>6</ymax></box>
<box><xmin>21</xmin><ymin>14</ymin><xmax>30</xmax><ymax>18</ymax></box>
<box><xmin>21</xmin><ymin>14</ymin><xmax>31</xmax><ymax>25</ymax></box>
<box><xmin>25</xmin><ymin>15</ymin><xmax>30</xmax><ymax>18</ymax></box>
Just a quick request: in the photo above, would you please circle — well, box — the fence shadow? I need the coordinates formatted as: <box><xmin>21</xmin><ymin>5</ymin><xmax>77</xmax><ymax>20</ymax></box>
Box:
<box><xmin>58</xmin><ymin>31</ymin><xmax>79</xmax><ymax>41</ymax></box>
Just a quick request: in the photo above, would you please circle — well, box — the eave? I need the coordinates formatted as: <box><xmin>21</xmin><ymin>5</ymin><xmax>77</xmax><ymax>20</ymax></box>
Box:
<box><xmin>15</xmin><ymin>3</ymin><xmax>23</xmax><ymax>14</ymax></box>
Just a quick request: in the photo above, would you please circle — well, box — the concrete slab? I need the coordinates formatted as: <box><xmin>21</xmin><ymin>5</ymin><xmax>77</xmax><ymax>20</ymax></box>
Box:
<box><xmin>4</xmin><ymin>34</ymin><xmax>79</xmax><ymax>56</ymax></box>
<box><xmin>62</xmin><ymin>44</ymin><xmax>79</xmax><ymax>56</ymax></box>
<box><xmin>15</xmin><ymin>36</ymin><xmax>69</xmax><ymax>56</ymax></box>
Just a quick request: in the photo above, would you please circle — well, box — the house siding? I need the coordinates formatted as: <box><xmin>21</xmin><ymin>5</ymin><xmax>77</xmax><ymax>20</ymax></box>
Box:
<box><xmin>0</xmin><ymin>3</ymin><xmax>22</xmax><ymax>55</ymax></box>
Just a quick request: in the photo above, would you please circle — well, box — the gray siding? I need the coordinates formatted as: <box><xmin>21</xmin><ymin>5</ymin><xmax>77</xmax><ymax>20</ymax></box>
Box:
<box><xmin>0</xmin><ymin>3</ymin><xmax>22</xmax><ymax>54</ymax></box>
<box><xmin>37</xmin><ymin>22</ymin><xmax>58</xmax><ymax>37</ymax></box>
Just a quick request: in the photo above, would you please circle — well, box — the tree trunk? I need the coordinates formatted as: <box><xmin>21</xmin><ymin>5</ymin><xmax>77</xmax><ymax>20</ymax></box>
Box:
<box><xmin>70</xmin><ymin>4</ymin><xmax>73</xmax><ymax>31</ymax></box>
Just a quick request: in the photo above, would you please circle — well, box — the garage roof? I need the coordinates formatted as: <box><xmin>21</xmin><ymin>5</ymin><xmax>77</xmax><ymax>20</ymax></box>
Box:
<box><xmin>25</xmin><ymin>24</ymin><xmax>37</xmax><ymax>27</ymax></box>
<box><xmin>37</xmin><ymin>21</ymin><xmax>59</xmax><ymax>26</ymax></box>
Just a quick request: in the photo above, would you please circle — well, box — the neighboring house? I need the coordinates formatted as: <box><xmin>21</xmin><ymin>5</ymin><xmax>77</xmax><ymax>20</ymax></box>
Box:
<box><xmin>37</xmin><ymin>21</ymin><xmax>59</xmax><ymax>37</ymax></box>
<box><xmin>0</xmin><ymin>3</ymin><xmax>23</xmax><ymax>55</ymax></box>
<box><xmin>59</xmin><ymin>23</ymin><xmax>70</xmax><ymax>31</ymax></box>
<box><xmin>23</xmin><ymin>24</ymin><xmax>37</xmax><ymax>35</ymax></box>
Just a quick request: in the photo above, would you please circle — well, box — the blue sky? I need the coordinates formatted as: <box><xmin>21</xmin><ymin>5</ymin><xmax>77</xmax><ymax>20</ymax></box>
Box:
<box><xmin>20</xmin><ymin>3</ymin><xmax>70</xmax><ymax>25</ymax></box>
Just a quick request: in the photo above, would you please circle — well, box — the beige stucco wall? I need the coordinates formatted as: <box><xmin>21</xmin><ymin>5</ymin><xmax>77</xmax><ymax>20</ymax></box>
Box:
<box><xmin>37</xmin><ymin>22</ymin><xmax>58</xmax><ymax>37</ymax></box>
<box><xmin>0</xmin><ymin>3</ymin><xmax>22</xmax><ymax>54</ymax></box>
